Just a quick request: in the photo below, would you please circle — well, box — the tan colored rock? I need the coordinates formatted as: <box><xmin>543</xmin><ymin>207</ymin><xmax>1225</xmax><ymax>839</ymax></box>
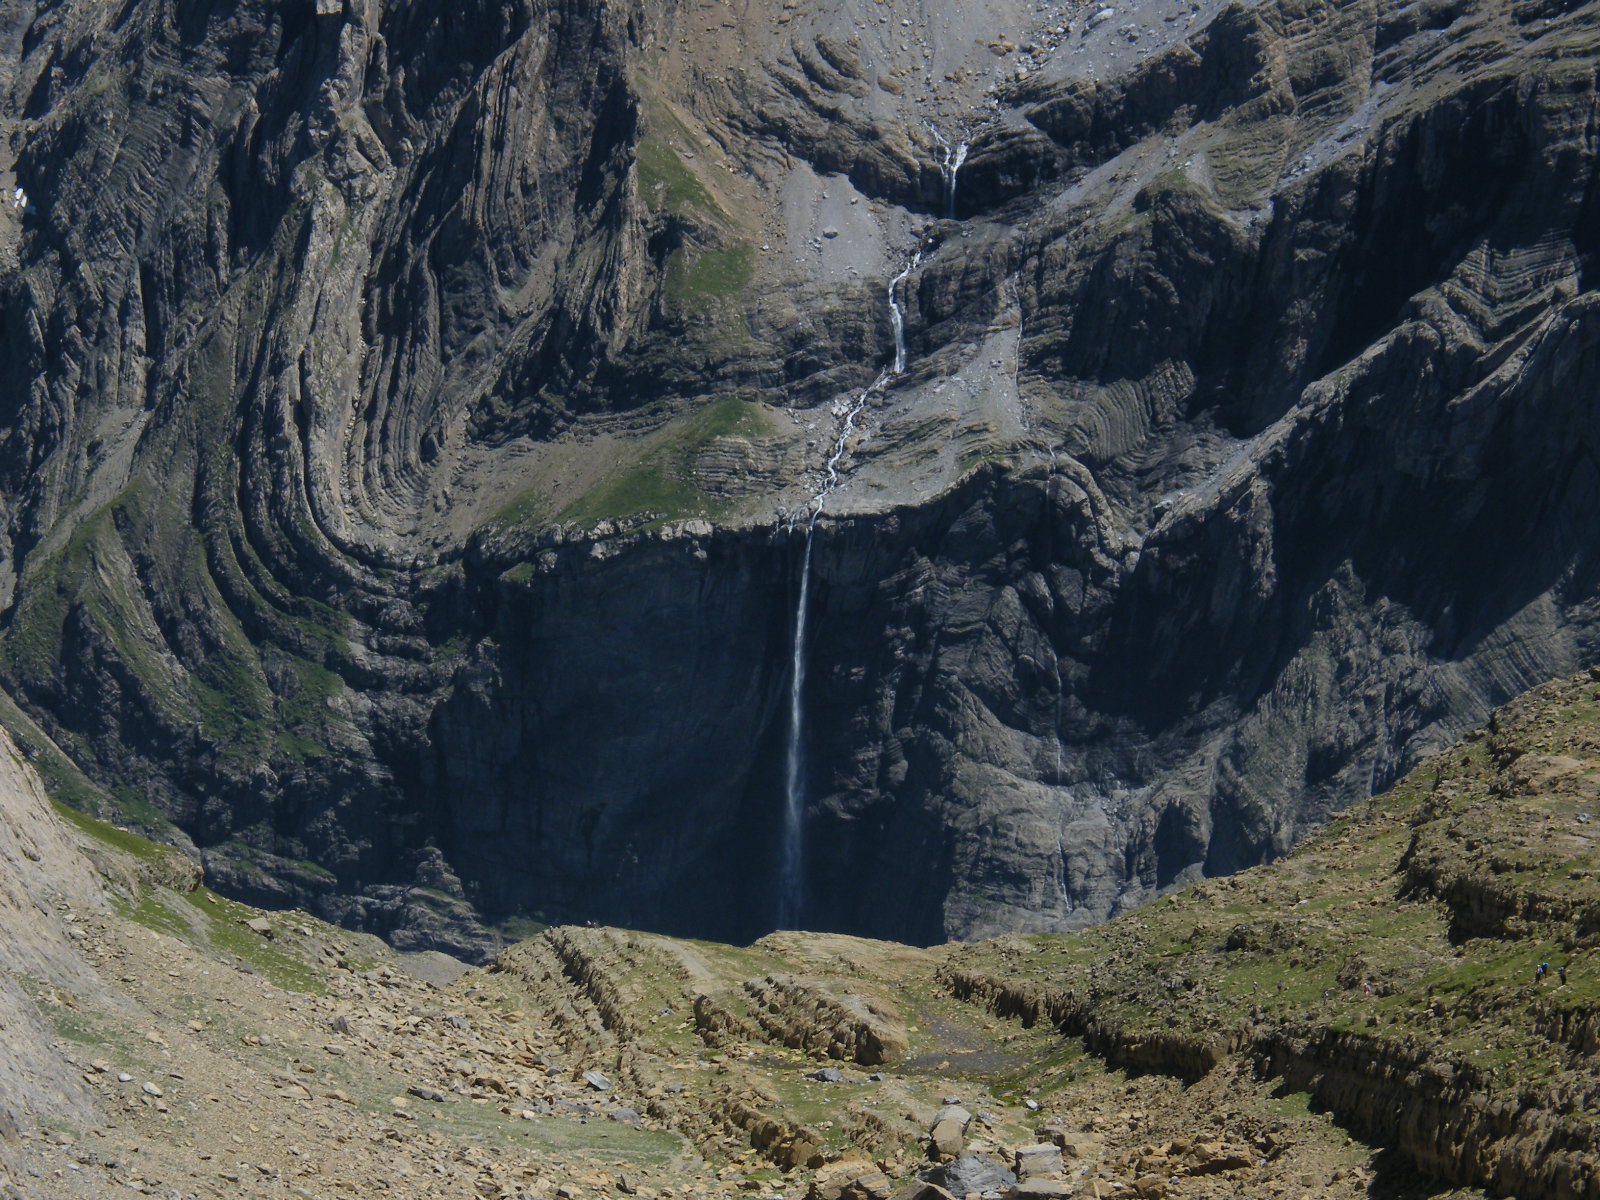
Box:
<box><xmin>743</xmin><ymin>975</ymin><xmax>909</xmax><ymax>1066</ymax></box>
<box><xmin>1036</xmin><ymin>1125</ymin><xmax>1100</xmax><ymax>1160</ymax></box>
<box><xmin>929</xmin><ymin>1117</ymin><xmax>965</xmax><ymax>1160</ymax></box>
<box><xmin>810</xmin><ymin>1159</ymin><xmax>892</xmax><ymax>1200</ymax></box>
<box><xmin>1185</xmin><ymin>1142</ymin><xmax>1252</xmax><ymax>1175</ymax></box>
<box><xmin>1005</xmin><ymin>1182</ymin><xmax>1073</xmax><ymax>1200</ymax></box>
<box><xmin>1013</xmin><ymin>1144</ymin><xmax>1062</xmax><ymax>1180</ymax></box>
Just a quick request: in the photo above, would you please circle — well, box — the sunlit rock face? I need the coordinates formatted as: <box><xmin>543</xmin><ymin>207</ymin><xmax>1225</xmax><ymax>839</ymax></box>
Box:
<box><xmin>3</xmin><ymin>0</ymin><xmax>1600</xmax><ymax>956</ymax></box>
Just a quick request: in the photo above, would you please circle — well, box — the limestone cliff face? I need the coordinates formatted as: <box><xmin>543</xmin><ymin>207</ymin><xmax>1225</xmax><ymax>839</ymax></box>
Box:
<box><xmin>2</xmin><ymin>0</ymin><xmax>1600</xmax><ymax>955</ymax></box>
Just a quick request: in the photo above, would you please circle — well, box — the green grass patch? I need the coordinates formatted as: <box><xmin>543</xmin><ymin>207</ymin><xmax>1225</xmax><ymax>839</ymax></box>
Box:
<box><xmin>274</xmin><ymin>657</ymin><xmax>345</xmax><ymax>760</ymax></box>
<box><xmin>5</xmin><ymin>502</ymin><xmax>124</xmax><ymax>685</ymax></box>
<box><xmin>695</xmin><ymin>393</ymin><xmax>769</xmax><ymax>440</ymax></box>
<box><xmin>25</xmin><ymin>749</ymin><xmax>105</xmax><ymax>815</ymax></box>
<box><xmin>17</xmin><ymin>976</ymin><xmax>147</xmax><ymax>1065</ymax></box>
<box><xmin>495</xmin><ymin>914</ymin><xmax>551</xmax><ymax>942</ymax></box>
<box><xmin>665</xmin><ymin>244</ymin><xmax>754</xmax><ymax>307</ymax></box>
<box><xmin>633</xmin><ymin>89</ymin><xmax>727</xmax><ymax>224</ymax></box>
<box><xmin>637</xmin><ymin>136</ymin><xmax>719</xmax><ymax>217</ymax></box>
<box><xmin>107</xmin><ymin>881</ymin><xmax>328</xmax><ymax>995</ymax></box>
<box><xmin>51</xmin><ymin>799</ymin><xmax>177</xmax><ymax>863</ymax></box>
<box><xmin>418</xmin><ymin>1096</ymin><xmax>691</xmax><ymax>1166</ymax></box>
<box><xmin>533</xmin><ymin>395</ymin><xmax>771</xmax><ymax>530</ymax></box>
<box><xmin>115</xmin><ymin>889</ymin><xmax>191</xmax><ymax>939</ymax></box>
<box><xmin>559</xmin><ymin>461</ymin><xmax>706</xmax><ymax>527</ymax></box>
<box><xmin>181</xmin><ymin>886</ymin><xmax>328</xmax><ymax>995</ymax></box>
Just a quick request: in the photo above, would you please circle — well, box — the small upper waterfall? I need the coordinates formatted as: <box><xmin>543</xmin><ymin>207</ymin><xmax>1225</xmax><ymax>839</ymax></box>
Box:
<box><xmin>888</xmin><ymin>253</ymin><xmax>921</xmax><ymax>376</ymax></box>
<box><xmin>778</xmin><ymin>250</ymin><xmax>921</xmax><ymax>929</ymax></box>
<box><xmin>930</xmin><ymin>126</ymin><xmax>969</xmax><ymax>219</ymax></box>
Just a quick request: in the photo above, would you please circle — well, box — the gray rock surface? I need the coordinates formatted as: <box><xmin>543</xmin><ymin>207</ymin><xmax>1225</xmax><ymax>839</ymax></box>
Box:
<box><xmin>0</xmin><ymin>722</ymin><xmax>106</xmax><ymax>1180</ymax></box>
<box><xmin>1013</xmin><ymin>1144</ymin><xmax>1061</xmax><ymax>1180</ymax></box>
<box><xmin>923</xmin><ymin>1153</ymin><xmax>1017</xmax><ymax>1196</ymax></box>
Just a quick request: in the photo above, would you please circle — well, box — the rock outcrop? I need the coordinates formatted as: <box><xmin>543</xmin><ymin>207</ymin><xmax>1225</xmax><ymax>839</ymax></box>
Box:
<box><xmin>1</xmin><ymin>0</ymin><xmax>1600</xmax><ymax>954</ymax></box>
<box><xmin>940</xmin><ymin>669</ymin><xmax>1600</xmax><ymax>1200</ymax></box>
<box><xmin>743</xmin><ymin>972</ymin><xmax>909</xmax><ymax>1065</ymax></box>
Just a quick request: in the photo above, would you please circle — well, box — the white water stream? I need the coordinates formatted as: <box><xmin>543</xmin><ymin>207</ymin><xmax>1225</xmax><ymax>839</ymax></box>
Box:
<box><xmin>930</xmin><ymin>126</ymin><xmax>970</xmax><ymax>219</ymax></box>
<box><xmin>888</xmin><ymin>253</ymin><xmax>920</xmax><ymax>376</ymax></box>
<box><xmin>777</xmin><ymin>250</ymin><xmax>921</xmax><ymax>929</ymax></box>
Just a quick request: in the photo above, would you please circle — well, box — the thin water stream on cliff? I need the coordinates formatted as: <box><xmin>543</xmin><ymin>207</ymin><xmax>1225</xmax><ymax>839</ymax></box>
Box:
<box><xmin>778</xmin><ymin>250</ymin><xmax>922</xmax><ymax>929</ymax></box>
<box><xmin>931</xmin><ymin>126</ymin><xmax>969</xmax><ymax>219</ymax></box>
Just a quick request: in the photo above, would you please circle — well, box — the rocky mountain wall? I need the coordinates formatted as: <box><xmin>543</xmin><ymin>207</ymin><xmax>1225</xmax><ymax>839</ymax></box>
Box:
<box><xmin>0</xmin><ymin>0</ymin><xmax>1598</xmax><ymax>956</ymax></box>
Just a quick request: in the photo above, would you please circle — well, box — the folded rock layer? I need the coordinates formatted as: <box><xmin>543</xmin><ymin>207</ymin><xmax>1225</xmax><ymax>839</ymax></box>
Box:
<box><xmin>0</xmin><ymin>0</ymin><xmax>1598</xmax><ymax>954</ymax></box>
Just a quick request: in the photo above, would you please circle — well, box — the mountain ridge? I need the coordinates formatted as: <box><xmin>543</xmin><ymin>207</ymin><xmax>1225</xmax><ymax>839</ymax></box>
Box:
<box><xmin>1</xmin><ymin>0</ymin><xmax>1599</xmax><ymax>955</ymax></box>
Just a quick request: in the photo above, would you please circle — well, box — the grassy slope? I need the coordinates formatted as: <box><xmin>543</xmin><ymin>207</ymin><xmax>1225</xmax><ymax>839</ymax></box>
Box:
<box><xmin>942</xmin><ymin>668</ymin><xmax>1600</xmax><ymax>1197</ymax></box>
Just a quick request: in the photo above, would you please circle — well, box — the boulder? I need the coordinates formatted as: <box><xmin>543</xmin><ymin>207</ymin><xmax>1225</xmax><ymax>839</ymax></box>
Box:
<box><xmin>1006</xmin><ymin>1183</ymin><xmax>1073</xmax><ymax>1200</ymax></box>
<box><xmin>1036</xmin><ymin>1125</ymin><xmax>1100</xmax><ymax>1160</ymax></box>
<box><xmin>810</xmin><ymin>1160</ymin><xmax>892</xmax><ymax>1200</ymax></box>
<box><xmin>929</xmin><ymin>1117</ymin><xmax>965</xmax><ymax>1160</ymax></box>
<box><xmin>1013</xmin><ymin>1144</ymin><xmax>1062</xmax><ymax>1180</ymax></box>
<box><xmin>923</xmin><ymin>1154</ymin><xmax>1016</xmax><ymax>1197</ymax></box>
<box><xmin>1185</xmin><ymin>1140</ymin><xmax>1253</xmax><ymax>1174</ymax></box>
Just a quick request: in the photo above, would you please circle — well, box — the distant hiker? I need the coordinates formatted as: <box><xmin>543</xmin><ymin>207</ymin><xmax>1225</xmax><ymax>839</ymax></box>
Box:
<box><xmin>1536</xmin><ymin>961</ymin><xmax>1550</xmax><ymax>983</ymax></box>
<box><xmin>1559</xmin><ymin>965</ymin><xmax>1569</xmax><ymax>985</ymax></box>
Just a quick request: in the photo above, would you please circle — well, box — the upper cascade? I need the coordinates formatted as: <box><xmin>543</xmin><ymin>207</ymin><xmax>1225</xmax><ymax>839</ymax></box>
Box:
<box><xmin>930</xmin><ymin>125</ymin><xmax>969</xmax><ymax>219</ymax></box>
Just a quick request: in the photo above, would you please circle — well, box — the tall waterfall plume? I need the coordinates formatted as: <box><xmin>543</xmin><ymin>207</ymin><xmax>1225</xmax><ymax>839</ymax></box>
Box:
<box><xmin>778</xmin><ymin>250</ymin><xmax>922</xmax><ymax>929</ymax></box>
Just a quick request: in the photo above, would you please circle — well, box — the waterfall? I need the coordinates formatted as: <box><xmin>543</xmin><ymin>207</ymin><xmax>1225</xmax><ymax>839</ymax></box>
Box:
<box><xmin>778</xmin><ymin>251</ymin><xmax>921</xmax><ymax>929</ymax></box>
<box><xmin>1053</xmin><ymin>655</ymin><xmax>1064</xmax><ymax>784</ymax></box>
<box><xmin>776</xmin><ymin>387</ymin><xmax>874</xmax><ymax>930</ymax></box>
<box><xmin>1043</xmin><ymin>446</ymin><xmax>1074</xmax><ymax>921</ymax></box>
<box><xmin>778</xmin><ymin>527</ymin><xmax>814</xmax><ymax>930</ymax></box>
<box><xmin>1056</xmin><ymin>832</ymin><xmax>1074</xmax><ymax>912</ymax></box>
<box><xmin>888</xmin><ymin>254</ymin><xmax>920</xmax><ymax>376</ymax></box>
<box><xmin>930</xmin><ymin>126</ymin><xmax>970</xmax><ymax>219</ymax></box>
<box><xmin>1046</xmin><ymin>448</ymin><xmax>1064</xmax><ymax>786</ymax></box>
